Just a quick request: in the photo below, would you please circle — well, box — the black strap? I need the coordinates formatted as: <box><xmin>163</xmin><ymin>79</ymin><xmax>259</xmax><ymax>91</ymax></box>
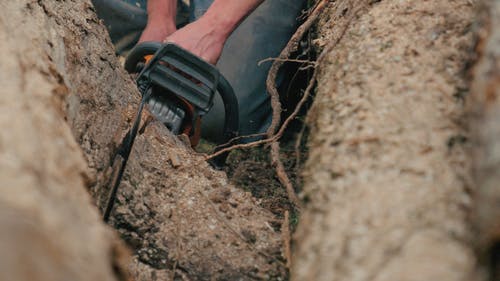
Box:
<box><xmin>103</xmin><ymin>88</ymin><xmax>152</xmax><ymax>222</ymax></box>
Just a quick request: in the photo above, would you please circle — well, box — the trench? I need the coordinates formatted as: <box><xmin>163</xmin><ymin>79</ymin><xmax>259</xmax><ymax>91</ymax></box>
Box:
<box><xmin>1</xmin><ymin>0</ymin><xmax>498</xmax><ymax>280</ymax></box>
<box><xmin>95</xmin><ymin>0</ymin><xmax>494</xmax><ymax>280</ymax></box>
<box><xmin>98</xmin><ymin>2</ymin><xmax>318</xmax><ymax>279</ymax></box>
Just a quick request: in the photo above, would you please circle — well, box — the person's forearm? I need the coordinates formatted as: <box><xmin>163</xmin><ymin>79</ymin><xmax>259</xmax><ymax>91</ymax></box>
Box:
<box><xmin>139</xmin><ymin>0</ymin><xmax>177</xmax><ymax>42</ymax></box>
<box><xmin>200</xmin><ymin>0</ymin><xmax>265</xmax><ymax>38</ymax></box>
<box><xmin>147</xmin><ymin>0</ymin><xmax>177</xmax><ymax>32</ymax></box>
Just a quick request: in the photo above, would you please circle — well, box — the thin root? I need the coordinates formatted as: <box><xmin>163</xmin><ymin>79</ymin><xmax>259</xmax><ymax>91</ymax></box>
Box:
<box><xmin>206</xmin><ymin>0</ymin><xmax>332</xmax><ymax>208</ymax></box>
<box><xmin>271</xmin><ymin>142</ymin><xmax>302</xmax><ymax>209</ymax></box>
<box><xmin>282</xmin><ymin>211</ymin><xmax>292</xmax><ymax>268</ymax></box>
<box><xmin>257</xmin><ymin>57</ymin><xmax>317</xmax><ymax>66</ymax></box>
<box><xmin>265</xmin><ymin>0</ymin><xmax>329</xmax><ymax>137</ymax></box>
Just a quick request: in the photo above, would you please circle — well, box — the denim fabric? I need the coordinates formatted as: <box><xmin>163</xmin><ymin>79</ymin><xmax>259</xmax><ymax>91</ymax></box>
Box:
<box><xmin>122</xmin><ymin>0</ymin><xmax>146</xmax><ymax>7</ymax></box>
<box><xmin>188</xmin><ymin>0</ymin><xmax>213</xmax><ymax>21</ymax></box>
<box><xmin>91</xmin><ymin>0</ymin><xmax>148</xmax><ymax>52</ymax></box>
<box><xmin>92</xmin><ymin>0</ymin><xmax>306</xmax><ymax>141</ymax></box>
<box><xmin>196</xmin><ymin>0</ymin><xmax>305</xmax><ymax>141</ymax></box>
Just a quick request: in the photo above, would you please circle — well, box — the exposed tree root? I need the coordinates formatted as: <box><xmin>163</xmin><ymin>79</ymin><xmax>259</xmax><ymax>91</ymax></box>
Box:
<box><xmin>294</xmin><ymin>123</ymin><xmax>307</xmax><ymax>171</ymax></box>
<box><xmin>281</xmin><ymin>210</ymin><xmax>292</xmax><ymax>268</ymax></box>
<box><xmin>258</xmin><ymin>57</ymin><xmax>316</xmax><ymax>67</ymax></box>
<box><xmin>207</xmin><ymin>0</ymin><xmax>364</xmax><ymax>212</ymax></box>
<box><xmin>206</xmin><ymin>0</ymin><xmax>357</xmax><ymax>211</ymax></box>
<box><xmin>271</xmin><ymin>142</ymin><xmax>303</xmax><ymax>208</ymax></box>
<box><xmin>264</xmin><ymin>0</ymin><xmax>329</xmax><ymax>209</ymax></box>
<box><xmin>207</xmin><ymin>0</ymin><xmax>329</xmax><ymax>208</ymax></box>
<box><xmin>265</xmin><ymin>0</ymin><xmax>329</xmax><ymax>136</ymax></box>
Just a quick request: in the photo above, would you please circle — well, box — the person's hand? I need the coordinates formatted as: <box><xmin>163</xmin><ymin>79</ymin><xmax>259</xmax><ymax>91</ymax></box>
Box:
<box><xmin>165</xmin><ymin>0</ymin><xmax>264</xmax><ymax>64</ymax></box>
<box><xmin>164</xmin><ymin>17</ymin><xmax>229</xmax><ymax>65</ymax></box>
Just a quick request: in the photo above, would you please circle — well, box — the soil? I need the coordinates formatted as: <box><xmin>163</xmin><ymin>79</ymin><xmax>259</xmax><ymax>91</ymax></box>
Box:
<box><xmin>108</xmin><ymin>125</ymin><xmax>286</xmax><ymax>280</ymax></box>
<box><xmin>225</xmin><ymin>139</ymin><xmax>306</xmax><ymax>225</ymax></box>
<box><xmin>3</xmin><ymin>0</ymin><xmax>498</xmax><ymax>280</ymax></box>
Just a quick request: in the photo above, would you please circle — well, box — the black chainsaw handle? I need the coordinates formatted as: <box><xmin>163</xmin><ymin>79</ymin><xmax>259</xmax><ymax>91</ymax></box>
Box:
<box><xmin>124</xmin><ymin>42</ymin><xmax>239</xmax><ymax>167</ymax></box>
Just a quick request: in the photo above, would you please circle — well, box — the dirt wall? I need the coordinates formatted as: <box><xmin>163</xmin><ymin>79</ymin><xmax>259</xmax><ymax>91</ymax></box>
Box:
<box><xmin>0</xmin><ymin>0</ymin><xmax>284</xmax><ymax>280</ymax></box>
<box><xmin>293</xmin><ymin>1</ymin><xmax>478</xmax><ymax>280</ymax></box>
<box><xmin>0</xmin><ymin>1</ymin><xmax>128</xmax><ymax>280</ymax></box>
<box><xmin>468</xmin><ymin>0</ymin><xmax>500</xmax><ymax>279</ymax></box>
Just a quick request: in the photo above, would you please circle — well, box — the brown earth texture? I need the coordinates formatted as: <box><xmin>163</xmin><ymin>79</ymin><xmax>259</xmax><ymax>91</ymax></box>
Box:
<box><xmin>1</xmin><ymin>0</ymin><xmax>500</xmax><ymax>280</ymax></box>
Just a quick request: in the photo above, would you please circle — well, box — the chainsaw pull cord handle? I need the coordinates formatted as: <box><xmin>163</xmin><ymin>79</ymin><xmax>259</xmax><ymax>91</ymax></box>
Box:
<box><xmin>125</xmin><ymin>42</ymin><xmax>239</xmax><ymax>167</ymax></box>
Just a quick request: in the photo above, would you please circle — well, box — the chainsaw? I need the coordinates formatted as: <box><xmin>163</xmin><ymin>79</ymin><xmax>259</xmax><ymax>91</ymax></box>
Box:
<box><xmin>103</xmin><ymin>42</ymin><xmax>239</xmax><ymax>222</ymax></box>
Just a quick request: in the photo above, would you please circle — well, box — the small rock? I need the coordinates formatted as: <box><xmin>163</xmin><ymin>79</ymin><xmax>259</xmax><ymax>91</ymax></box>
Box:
<box><xmin>168</xmin><ymin>151</ymin><xmax>181</xmax><ymax>168</ymax></box>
